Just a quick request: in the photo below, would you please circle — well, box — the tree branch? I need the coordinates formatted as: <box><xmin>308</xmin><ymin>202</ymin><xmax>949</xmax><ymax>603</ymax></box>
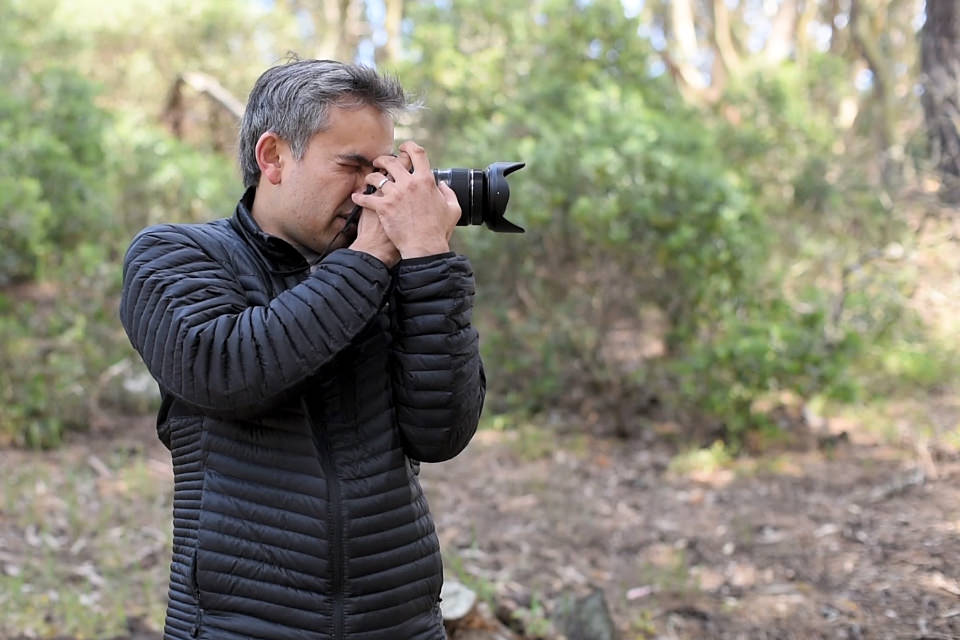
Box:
<box><xmin>762</xmin><ymin>0</ymin><xmax>798</xmax><ymax>65</ymax></box>
<box><xmin>711</xmin><ymin>0</ymin><xmax>742</xmax><ymax>74</ymax></box>
<box><xmin>668</xmin><ymin>0</ymin><xmax>708</xmax><ymax>88</ymax></box>
<box><xmin>379</xmin><ymin>0</ymin><xmax>404</xmax><ymax>64</ymax></box>
<box><xmin>850</xmin><ymin>0</ymin><xmax>897</xmax><ymax>152</ymax></box>
<box><xmin>163</xmin><ymin>71</ymin><xmax>244</xmax><ymax>133</ymax></box>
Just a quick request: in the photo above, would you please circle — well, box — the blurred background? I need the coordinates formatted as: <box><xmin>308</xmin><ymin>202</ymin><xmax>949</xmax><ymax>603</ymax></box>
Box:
<box><xmin>1</xmin><ymin>0</ymin><xmax>959</xmax><ymax>638</ymax></box>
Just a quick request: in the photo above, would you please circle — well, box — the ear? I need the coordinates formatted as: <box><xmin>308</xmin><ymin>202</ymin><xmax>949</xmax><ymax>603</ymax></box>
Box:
<box><xmin>255</xmin><ymin>132</ymin><xmax>286</xmax><ymax>186</ymax></box>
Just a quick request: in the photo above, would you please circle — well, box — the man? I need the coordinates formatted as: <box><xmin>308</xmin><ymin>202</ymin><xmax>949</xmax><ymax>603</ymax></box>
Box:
<box><xmin>120</xmin><ymin>59</ymin><xmax>484</xmax><ymax>640</ymax></box>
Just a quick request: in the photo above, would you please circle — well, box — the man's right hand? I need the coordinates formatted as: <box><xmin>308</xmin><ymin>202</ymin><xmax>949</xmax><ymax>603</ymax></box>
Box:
<box><xmin>349</xmin><ymin>208</ymin><xmax>400</xmax><ymax>268</ymax></box>
<box><xmin>351</xmin><ymin>142</ymin><xmax>460</xmax><ymax>260</ymax></box>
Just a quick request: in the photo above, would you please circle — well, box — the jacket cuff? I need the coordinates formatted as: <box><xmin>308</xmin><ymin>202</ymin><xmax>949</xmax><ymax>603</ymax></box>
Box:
<box><xmin>322</xmin><ymin>248</ymin><xmax>394</xmax><ymax>278</ymax></box>
<box><xmin>394</xmin><ymin>253</ymin><xmax>474</xmax><ymax>303</ymax></box>
<box><xmin>397</xmin><ymin>251</ymin><xmax>457</xmax><ymax>269</ymax></box>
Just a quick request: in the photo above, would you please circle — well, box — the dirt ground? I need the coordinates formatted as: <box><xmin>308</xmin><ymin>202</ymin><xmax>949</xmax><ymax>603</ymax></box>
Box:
<box><xmin>423</xmin><ymin>427</ymin><xmax>960</xmax><ymax>640</ymax></box>
<box><xmin>2</xmin><ymin>416</ymin><xmax>959</xmax><ymax>640</ymax></box>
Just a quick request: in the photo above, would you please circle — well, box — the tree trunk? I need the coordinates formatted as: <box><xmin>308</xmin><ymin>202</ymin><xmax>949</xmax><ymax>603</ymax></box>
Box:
<box><xmin>377</xmin><ymin>0</ymin><xmax>404</xmax><ymax>65</ymax></box>
<box><xmin>667</xmin><ymin>0</ymin><xmax>708</xmax><ymax>90</ymax></box>
<box><xmin>851</xmin><ymin>0</ymin><xmax>900</xmax><ymax>191</ymax></box>
<box><xmin>762</xmin><ymin>0</ymin><xmax>798</xmax><ymax>65</ymax></box>
<box><xmin>300</xmin><ymin>0</ymin><xmax>366</xmax><ymax>62</ymax></box>
<box><xmin>921</xmin><ymin>0</ymin><xmax>960</xmax><ymax>204</ymax></box>
<box><xmin>710</xmin><ymin>0</ymin><xmax>741</xmax><ymax>80</ymax></box>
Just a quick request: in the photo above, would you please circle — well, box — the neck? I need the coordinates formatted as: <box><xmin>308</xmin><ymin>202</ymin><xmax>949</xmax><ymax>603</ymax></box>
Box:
<box><xmin>251</xmin><ymin>187</ymin><xmax>291</xmax><ymax>244</ymax></box>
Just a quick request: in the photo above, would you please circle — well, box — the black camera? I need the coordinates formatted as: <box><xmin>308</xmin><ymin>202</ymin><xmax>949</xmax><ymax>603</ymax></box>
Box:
<box><xmin>433</xmin><ymin>162</ymin><xmax>525</xmax><ymax>233</ymax></box>
<box><xmin>348</xmin><ymin>161</ymin><xmax>525</xmax><ymax>235</ymax></box>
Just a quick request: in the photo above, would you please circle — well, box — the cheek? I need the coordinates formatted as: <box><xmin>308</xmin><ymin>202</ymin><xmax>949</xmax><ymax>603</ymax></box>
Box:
<box><xmin>332</xmin><ymin>176</ymin><xmax>362</xmax><ymax>207</ymax></box>
<box><xmin>290</xmin><ymin>170</ymin><xmax>356</xmax><ymax>220</ymax></box>
<box><xmin>340</xmin><ymin>172</ymin><xmax>362</xmax><ymax>195</ymax></box>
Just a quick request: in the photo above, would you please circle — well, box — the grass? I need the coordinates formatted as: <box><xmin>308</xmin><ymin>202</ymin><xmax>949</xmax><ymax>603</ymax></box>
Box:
<box><xmin>638</xmin><ymin>547</ymin><xmax>694</xmax><ymax>596</ymax></box>
<box><xmin>480</xmin><ymin>412</ymin><xmax>590</xmax><ymax>463</ymax></box>
<box><xmin>0</xmin><ymin>442</ymin><xmax>171</xmax><ymax>638</ymax></box>
<box><xmin>668</xmin><ymin>440</ymin><xmax>733</xmax><ymax>476</ymax></box>
<box><xmin>441</xmin><ymin>550</ymin><xmax>498</xmax><ymax>608</ymax></box>
<box><xmin>835</xmin><ymin>334</ymin><xmax>960</xmax><ymax>452</ymax></box>
<box><xmin>628</xmin><ymin>609</ymin><xmax>657</xmax><ymax>639</ymax></box>
<box><xmin>509</xmin><ymin>591</ymin><xmax>555</xmax><ymax>638</ymax></box>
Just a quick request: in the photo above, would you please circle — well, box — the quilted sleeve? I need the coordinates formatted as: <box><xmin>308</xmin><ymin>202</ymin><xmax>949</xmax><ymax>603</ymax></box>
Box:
<box><xmin>119</xmin><ymin>225</ymin><xmax>392</xmax><ymax>416</ymax></box>
<box><xmin>390</xmin><ymin>252</ymin><xmax>485</xmax><ymax>462</ymax></box>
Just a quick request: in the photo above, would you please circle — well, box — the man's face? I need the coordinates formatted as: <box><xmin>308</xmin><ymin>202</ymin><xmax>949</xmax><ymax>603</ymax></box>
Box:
<box><xmin>271</xmin><ymin>104</ymin><xmax>394</xmax><ymax>255</ymax></box>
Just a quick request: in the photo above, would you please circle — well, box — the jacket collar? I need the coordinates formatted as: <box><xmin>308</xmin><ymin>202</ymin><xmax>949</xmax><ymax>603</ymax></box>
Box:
<box><xmin>231</xmin><ymin>187</ymin><xmax>310</xmax><ymax>274</ymax></box>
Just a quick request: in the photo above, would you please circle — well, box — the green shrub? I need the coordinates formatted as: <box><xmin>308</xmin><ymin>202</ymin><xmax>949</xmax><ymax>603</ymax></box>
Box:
<box><xmin>403</xmin><ymin>1</ymin><xmax>897</xmax><ymax>442</ymax></box>
<box><xmin>673</xmin><ymin>300</ymin><xmax>862</xmax><ymax>441</ymax></box>
<box><xmin>0</xmin><ymin>0</ymin><xmax>113</xmax><ymax>285</ymax></box>
<box><xmin>0</xmin><ymin>2</ymin><xmax>238</xmax><ymax>446</ymax></box>
<box><xmin>0</xmin><ymin>249</ymin><xmax>128</xmax><ymax>448</ymax></box>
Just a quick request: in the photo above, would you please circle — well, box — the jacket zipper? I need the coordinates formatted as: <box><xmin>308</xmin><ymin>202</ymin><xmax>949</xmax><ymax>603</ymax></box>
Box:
<box><xmin>303</xmin><ymin>398</ymin><xmax>345</xmax><ymax>640</ymax></box>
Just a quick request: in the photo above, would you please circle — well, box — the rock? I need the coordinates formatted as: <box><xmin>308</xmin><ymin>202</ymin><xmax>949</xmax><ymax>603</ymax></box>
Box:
<box><xmin>441</xmin><ymin>579</ymin><xmax>479</xmax><ymax>622</ymax></box>
<box><xmin>96</xmin><ymin>359</ymin><xmax>161</xmax><ymax>415</ymax></box>
<box><xmin>455</xmin><ymin>630</ymin><xmax>517</xmax><ymax>640</ymax></box>
<box><xmin>440</xmin><ymin>580</ymin><xmax>521</xmax><ymax>640</ymax></box>
<box><xmin>553</xmin><ymin>587</ymin><xmax>618</xmax><ymax>640</ymax></box>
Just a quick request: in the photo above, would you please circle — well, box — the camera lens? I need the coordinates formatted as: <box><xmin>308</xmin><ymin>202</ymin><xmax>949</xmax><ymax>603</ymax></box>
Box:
<box><xmin>433</xmin><ymin>169</ymin><xmax>482</xmax><ymax>226</ymax></box>
<box><xmin>432</xmin><ymin>162</ymin><xmax>525</xmax><ymax>233</ymax></box>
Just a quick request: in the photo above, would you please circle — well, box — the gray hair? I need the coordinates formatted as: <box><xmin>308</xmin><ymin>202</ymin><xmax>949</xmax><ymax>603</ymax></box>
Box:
<box><xmin>238</xmin><ymin>59</ymin><xmax>410</xmax><ymax>188</ymax></box>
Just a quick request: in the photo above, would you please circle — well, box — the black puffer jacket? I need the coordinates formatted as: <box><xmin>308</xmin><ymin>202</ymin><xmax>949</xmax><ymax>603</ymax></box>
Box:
<box><xmin>119</xmin><ymin>190</ymin><xmax>484</xmax><ymax>640</ymax></box>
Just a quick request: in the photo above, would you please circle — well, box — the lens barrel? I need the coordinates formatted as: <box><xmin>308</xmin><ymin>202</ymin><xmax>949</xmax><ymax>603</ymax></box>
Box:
<box><xmin>432</xmin><ymin>162</ymin><xmax>525</xmax><ymax>233</ymax></box>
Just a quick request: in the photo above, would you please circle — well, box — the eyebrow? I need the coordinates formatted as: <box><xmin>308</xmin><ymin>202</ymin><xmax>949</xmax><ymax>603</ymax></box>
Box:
<box><xmin>336</xmin><ymin>153</ymin><xmax>375</xmax><ymax>167</ymax></box>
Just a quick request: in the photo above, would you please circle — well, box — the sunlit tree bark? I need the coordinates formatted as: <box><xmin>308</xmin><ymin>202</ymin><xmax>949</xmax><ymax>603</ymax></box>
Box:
<box><xmin>762</xmin><ymin>0</ymin><xmax>798</xmax><ymax>64</ymax></box>
<box><xmin>378</xmin><ymin>0</ymin><xmax>405</xmax><ymax>65</ymax></box>
<box><xmin>285</xmin><ymin>0</ymin><xmax>366</xmax><ymax>61</ymax></box>
<box><xmin>850</xmin><ymin>0</ymin><xmax>902</xmax><ymax>188</ymax></box>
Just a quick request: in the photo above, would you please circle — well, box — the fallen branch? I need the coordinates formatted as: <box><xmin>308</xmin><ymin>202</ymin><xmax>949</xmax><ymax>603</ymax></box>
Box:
<box><xmin>869</xmin><ymin>467</ymin><xmax>926</xmax><ymax>503</ymax></box>
<box><xmin>163</xmin><ymin>71</ymin><xmax>245</xmax><ymax>138</ymax></box>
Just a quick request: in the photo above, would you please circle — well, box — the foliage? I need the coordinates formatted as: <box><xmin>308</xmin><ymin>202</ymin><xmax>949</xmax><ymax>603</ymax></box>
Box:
<box><xmin>0</xmin><ymin>0</ymin><xmax>946</xmax><ymax>449</ymax></box>
<box><xmin>674</xmin><ymin>299</ymin><xmax>862</xmax><ymax>440</ymax></box>
<box><xmin>0</xmin><ymin>2</ymin><xmax>111</xmax><ymax>285</ymax></box>
<box><xmin>0</xmin><ymin>0</ymin><xmax>239</xmax><ymax>447</ymax></box>
<box><xmin>48</xmin><ymin>0</ymin><xmax>289</xmax><ymax>116</ymax></box>
<box><xmin>509</xmin><ymin>592</ymin><xmax>556</xmax><ymax>639</ymax></box>
<box><xmin>668</xmin><ymin>440</ymin><xmax>734</xmax><ymax>476</ymax></box>
<box><xmin>0</xmin><ymin>130</ymin><xmax>237</xmax><ymax>449</ymax></box>
<box><xmin>0</xmin><ymin>256</ymin><xmax>121</xmax><ymax>449</ymax></box>
<box><xmin>400</xmin><ymin>0</ymin><xmax>889</xmax><ymax>436</ymax></box>
<box><xmin>105</xmin><ymin>114</ymin><xmax>239</xmax><ymax>232</ymax></box>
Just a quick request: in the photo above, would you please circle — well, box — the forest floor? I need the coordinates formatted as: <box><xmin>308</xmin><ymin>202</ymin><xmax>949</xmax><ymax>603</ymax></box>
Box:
<box><xmin>426</xmin><ymin>418</ymin><xmax>960</xmax><ymax>640</ymax></box>
<box><xmin>1</xmin><ymin>410</ymin><xmax>958</xmax><ymax>640</ymax></box>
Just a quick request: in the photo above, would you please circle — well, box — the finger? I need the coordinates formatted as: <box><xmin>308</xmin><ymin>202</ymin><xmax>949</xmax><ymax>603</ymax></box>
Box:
<box><xmin>395</xmin><ymin>150</ymin><xmax>413</xmax><ymax>173</ymax></box>
<box><xmin>364</xmin><ymin>171</ymin><xmax>392</xmax><ymax>190</ymax></box>
<box><xmin>372</xmin><ymin>154</ymin><xmax>410</xmax><ymax>180</ymax></box>
<box><xmin>398</xmin><ymin>141</ymin><xmax>430</xmax><ymax>174</ymax></box>
<box><xmin>351</xmin><ymin>191</ymin><xmax>382</xmax><ymax>211</ymax></box>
